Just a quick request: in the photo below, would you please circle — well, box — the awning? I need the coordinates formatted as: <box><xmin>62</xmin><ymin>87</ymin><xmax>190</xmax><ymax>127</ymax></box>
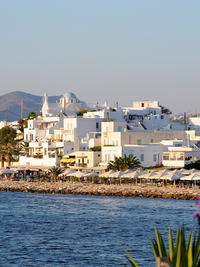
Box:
<box><xmin>60</xmin><ymin>158</ymin><xmax>75</xmax><ymax>163</ymax></box>
<box><xmin>76</xmin><ymin>156</ymin><xmax>87</xmax><ymax>158</ymax></box>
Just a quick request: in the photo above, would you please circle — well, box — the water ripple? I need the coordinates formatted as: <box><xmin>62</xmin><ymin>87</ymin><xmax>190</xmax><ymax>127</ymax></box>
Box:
<box><xmin>0</xmin><ymin>191</ymin><xmax>197</xmax><ymax>266</ymax></box>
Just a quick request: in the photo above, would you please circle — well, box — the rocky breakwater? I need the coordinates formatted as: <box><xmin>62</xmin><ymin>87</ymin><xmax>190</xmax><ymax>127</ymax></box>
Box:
<box><xmin>0</xmin><ymin>180</ymin><xmax>199</xmax><ymax>200</ymax></box>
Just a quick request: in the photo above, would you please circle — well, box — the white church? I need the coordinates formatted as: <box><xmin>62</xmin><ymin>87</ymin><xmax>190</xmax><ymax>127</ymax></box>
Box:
<box><xmin>42</xmin><ymin>91</ymin><xmax>88</xmax><ymax>117</ymax></box>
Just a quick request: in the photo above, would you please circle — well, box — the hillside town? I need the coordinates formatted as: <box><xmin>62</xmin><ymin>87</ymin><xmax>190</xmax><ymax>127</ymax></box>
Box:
<box><xmin>1</xmin><ymin>91</ymin><xmax>200</xmax><ymax>173</ymax></box>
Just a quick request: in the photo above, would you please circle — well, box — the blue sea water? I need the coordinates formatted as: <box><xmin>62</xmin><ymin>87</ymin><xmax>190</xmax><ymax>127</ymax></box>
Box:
<box><xmin>0</xmin><ymin>191</ymin><xmax>198</xmax><ymax>267</ymax></box>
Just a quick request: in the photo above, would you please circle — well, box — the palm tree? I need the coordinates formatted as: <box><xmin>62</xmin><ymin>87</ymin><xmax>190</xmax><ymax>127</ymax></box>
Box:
<box><xmin>49</xmin><ymin>166</ymin><xmax>64</xmax><ymax>182</ymax></box>
<box><xmin>107</xmin><ymin>155</ymin><xmax>141</xmax><ymax>171</ymax></box>
<box><xmin>0</xmin><ymin>126</ymin><xmax>18</xmax><ymax>167</ymax></box>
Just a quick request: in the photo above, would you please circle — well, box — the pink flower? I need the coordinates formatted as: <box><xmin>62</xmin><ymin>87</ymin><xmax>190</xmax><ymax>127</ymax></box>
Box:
<box><xmin>194</xmin><ymin>211</ymin><xmax>200</xmax><ymax>219</ymax></box>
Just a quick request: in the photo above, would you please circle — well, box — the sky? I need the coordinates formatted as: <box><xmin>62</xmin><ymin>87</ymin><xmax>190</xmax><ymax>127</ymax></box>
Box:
<box><xmin>0</xmin><ymin>0</ymin><xmax>200</xmax><ymax>115</ymax></box>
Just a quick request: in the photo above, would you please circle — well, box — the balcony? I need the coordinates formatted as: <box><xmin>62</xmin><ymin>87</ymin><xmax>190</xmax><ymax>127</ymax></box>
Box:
<box><xmin>74</xmin><ymin>163</ymin><xmax>87</xmax><ymax>168</ymax></box>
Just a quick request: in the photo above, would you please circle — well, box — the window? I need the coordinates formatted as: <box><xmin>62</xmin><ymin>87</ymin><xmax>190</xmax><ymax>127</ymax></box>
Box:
<box><xmin>140</xmin><ymin>154</ymin><xmax>144</xmax><ymax>161</ymax></box>
<box><xmin>87</xmin><ymin>159</ymin><xmax>89</xmax><ymax>164</ymax></box>
<box><xmin>161</xmin><ymin>115</ymin><xmax>163</xmax><ymax>119</ymax></box>
<box><xmin>26</xmin><ymin>134</ymin><xmax>28</xmax><ymax>141</ymax></box>
<box><xmin>118</xmin><ymin>126</ymin><xmax>122</xmax><ymax>132</ymax></box>
<box><xmin>83</xmin><ymin>147</ymin><xmax>85</xmax><ymax>151</ymax></box>
<box><xmin>177</xmin><ymin>153</ymin><xmax>184</xmax><ymax>161</ymax></box>
<box><xmin>170</xmin><ymin>153</ymin><xmax>176</xmax><ymax>161</ymax></box>
<box><xmin>96</xmin><ymin>122</ymin><xmax>99</xmax><ymax>129</ymax></box>
<box><xmin>154</xmin><ymin>111</ymin><xmax>156</xmax><ymax>115</ymax></box>
<box><xmin>44</xmin><ymin>148</ymin><xmax>47</xmax><ymax>156</ymax></box>
<box><xmin>163</xmin><ymin>153</ymin><xmax>169</xmax><ymax>160</ymax></box>
<box><xmin>137</xmin><ymin>140</ymin><xmax>141</xmax><ymax>145</ymax></box>
<box><xmin>153</xmin><ymin>154</ymin><xmax>157</xmax><ymax>162</ymax></box>
<box><xmin>151</xmin><ymin>139</ymin><xmax>153</xmax><ymax>143</ymax></box>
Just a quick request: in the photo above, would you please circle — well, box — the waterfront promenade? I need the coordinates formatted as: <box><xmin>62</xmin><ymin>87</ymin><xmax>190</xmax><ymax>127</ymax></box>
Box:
<box><xmin>0</xmin><ymin>180</ymin><xmax>199</xmax><ymax>200</ymax></box>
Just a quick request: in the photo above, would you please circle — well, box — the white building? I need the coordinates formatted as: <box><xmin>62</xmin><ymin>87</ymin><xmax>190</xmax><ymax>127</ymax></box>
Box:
<box><xmin>42</xmin><ymin>92</ymin><xmax>88</xmax><ymax>117</ymax></box>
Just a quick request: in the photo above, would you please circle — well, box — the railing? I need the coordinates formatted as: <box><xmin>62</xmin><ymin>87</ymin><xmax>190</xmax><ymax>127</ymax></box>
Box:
<box><xmin>74</xmin><ymin>163</ymin><xmax>87</xmax><ymax>167</ymax></box>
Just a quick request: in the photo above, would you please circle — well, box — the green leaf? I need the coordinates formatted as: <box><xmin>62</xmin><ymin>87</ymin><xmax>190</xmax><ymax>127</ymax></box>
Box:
<box><xmin>169</xmin><ymin>225</ymin><xmax>175</xmax><ymax>262</ymax></box>
<box><xmin>124</xmin><ymin>250</ymin><xmax>140</xmax><ymax>267</ymax></box>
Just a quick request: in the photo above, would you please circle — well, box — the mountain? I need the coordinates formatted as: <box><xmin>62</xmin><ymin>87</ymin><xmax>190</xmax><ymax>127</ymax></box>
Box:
<box><xmin>0</xmin><ymin>91</ymin><xmax>61</xmax><ymax>122</ymax></box>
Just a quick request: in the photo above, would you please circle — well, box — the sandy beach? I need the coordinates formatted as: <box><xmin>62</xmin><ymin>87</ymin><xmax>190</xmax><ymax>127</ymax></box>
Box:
<box><xmin>0</xmin><ymin>180</ymin><xmax>199</xmax><ymax>200</ymax></box>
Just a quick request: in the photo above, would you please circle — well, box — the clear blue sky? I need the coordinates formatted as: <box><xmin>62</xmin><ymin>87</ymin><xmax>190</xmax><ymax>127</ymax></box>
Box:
<box><xmin>0</xmin><ymin>0</ymin><xmax>200</xmax><ymax>115</ymax></box>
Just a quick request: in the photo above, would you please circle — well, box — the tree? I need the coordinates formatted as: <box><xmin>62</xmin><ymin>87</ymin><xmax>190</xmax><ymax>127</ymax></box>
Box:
<box><xmin>77</xmin><ymin>108</ymin><xmax>89</xmax><ymax>116</ymax></box>
<box><xmin>107</xmin><ymin>155</ymin><xmax>141</xmax><ymax>171</ymax></box>
<box><xmin>49</xmin><ymin>166</ymin><xmax>64</xmax><ymax>182</ymax></box>
<box><xmin>185</xmin><ymin>160</ymin><xmax>200</xmax><ymax>170</ymax></box>
<box><xmin>17</xmin><ymin>118</ymin><xmax>27</xmax><ymax>133</ymax></box>
<box><xmin>0</xmin><ymin>126</ymin><xmax>18</xmax><ymax>167</ymax></box>
<box><xmin>26</xmin><ymin>112</ymin><xmax>37</xmax><ymax>120</ymax></box>
<box><xmin>160</xmin><ymin>105</ymin><xmax>172</xmax><ymax>115</ymax></box>
<box><xmin>89</xmin><ymin>146</ymin><xmax>101</xmax><ymax>151</ymax></box>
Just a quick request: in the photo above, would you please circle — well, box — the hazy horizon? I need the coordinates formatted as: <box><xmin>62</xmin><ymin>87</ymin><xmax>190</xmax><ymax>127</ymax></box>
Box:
<box><xmin>1</xmin><ymin>1</ymin><xmax>199</xmax><ymax>115</ymax></box>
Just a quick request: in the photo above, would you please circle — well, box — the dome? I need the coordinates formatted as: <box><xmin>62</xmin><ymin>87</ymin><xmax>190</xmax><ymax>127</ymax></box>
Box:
<box><xmin>62</xmin><ymin>92</ymin><xmax>77</xmax><ymax>99</ymax></box>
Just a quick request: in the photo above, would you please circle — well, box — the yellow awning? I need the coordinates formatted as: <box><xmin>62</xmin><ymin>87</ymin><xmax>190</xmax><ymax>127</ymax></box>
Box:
<box><xmin>60</xmin><ymin>158</ymin><xmax>69</xmax><ymax>163</ymax></box>
<box><xmin>60</xmin><ymin>158</ymin><xmax>75</xmax><ymax>163</ymax></box>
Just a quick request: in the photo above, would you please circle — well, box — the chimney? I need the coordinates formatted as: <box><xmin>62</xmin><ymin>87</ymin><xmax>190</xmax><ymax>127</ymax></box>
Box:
<box><xmin>107</xmin><ymin>112</ymin><xmax>109</xmax><ymax>122</ymax></box>
<box><xmin>96</xmin><ymin>102</ymin><xmax>98</xmax><ymax>111</ymax></box>
<box><xmin>116</xmin><ymin>102</ymin><xmax>118</xmax><ymax>109</ymax></box>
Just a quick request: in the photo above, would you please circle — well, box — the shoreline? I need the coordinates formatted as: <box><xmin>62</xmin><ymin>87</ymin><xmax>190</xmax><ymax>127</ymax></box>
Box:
<box><xmin>0</xmin><ymin>180</ymin><xmax>199</xmax><ymax>200</ymax></box>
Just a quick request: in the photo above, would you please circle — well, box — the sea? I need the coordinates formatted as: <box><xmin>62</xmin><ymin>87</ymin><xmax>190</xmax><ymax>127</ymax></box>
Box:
<box><xmin>0</xmin><ymin>191</ymin><xmax>198</xmax><ymax>267</ymax></box>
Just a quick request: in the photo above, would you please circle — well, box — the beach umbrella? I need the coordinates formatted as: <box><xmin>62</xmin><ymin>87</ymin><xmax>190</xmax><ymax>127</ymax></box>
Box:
<box><xmin>67</xmin><ymin>170</ymin><xmax>86</xmax><ymax>177</ymax></box>
<box><xmin>160</xmin><ymin>170</ymin><xmax>184</xmax><ymax>185</ymax></box>
<box><xmin>83</xmin><ymin>172</ymin><xmax>99</xmax><ymax>177</ymax></box>
<box><xmin>160</xmin><ymin>170</ymin><xmax>183</xmax><ymax>180</ymax></box>
<box><xmin>58</xmin><ymin>169</ymin><xmax>75</xmax><ymax>177</ymax></box>
<box><xmin>180</xmin><ymin>173</ymin><xmax>200</xmax><ymax>186</ymax></box>
<box><xmin>83</xmin><ymin>172</ymin><xmax>99</xmax><ymax>183</ymax></box>
<box><xmin>138</xmin><ymin>171</ymin><xmax>158</xmax><ymax>179</ymax></box>
<box><xmin>108</xmin><ymin>171</ymin><xmax>127</xmax><ymax>185</ymax></box>
<box><xmin>99</xmin><ymin>170</ymin><xmax>116</xmax><ymax>177</ymax></box>
<box><xmin>180</xmin><ymin>168</ymin><xmax>200</xmax><ymax>175</ymax></box>
<box><xmin>152</xmin><ymin>169</ymin><xmax>171</xmax><ymax>179</ymax></box>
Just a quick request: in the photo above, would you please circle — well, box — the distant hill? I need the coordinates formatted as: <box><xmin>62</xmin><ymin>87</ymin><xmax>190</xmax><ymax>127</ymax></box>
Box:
<box><xmin>0</xmin><ymin>91</ymin><xmax>61</xmax><ymax>122</ymax></box>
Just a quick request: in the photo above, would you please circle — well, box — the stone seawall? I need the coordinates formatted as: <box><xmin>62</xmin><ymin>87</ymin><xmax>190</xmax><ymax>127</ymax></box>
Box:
<box><xmin>0</xmin><ymin>180</ymin><xmax>199</xmax><ymax>200</ymax></box>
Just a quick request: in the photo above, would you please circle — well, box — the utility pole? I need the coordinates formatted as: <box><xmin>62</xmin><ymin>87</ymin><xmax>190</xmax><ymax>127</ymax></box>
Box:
<box><xmin>5</xmin><ymin>110</ymin><xmax>7</xmax><ymax>126</ymax></box>
<box><xmin>21</xmin><ymin>100</ymin><xmax>23</xmax><ymax>119</ymax></box>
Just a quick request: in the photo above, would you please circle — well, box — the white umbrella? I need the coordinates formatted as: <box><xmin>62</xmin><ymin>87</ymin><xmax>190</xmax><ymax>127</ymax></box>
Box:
<box><xmin>180</xmin><ymin>173</ymin><xmax>200</xmax><ymax>181</ymax></box>
<box><xmin>67</xmin><ymin>170</ymin><xmax>86</xmax><ymax>177</ymax></box>
<box><xmin>83</xmin><ymin>172</ymin><xmax>99</xmax><ymax>177</ymax></box>
<box><xmin>108</xmin><ymin>171</ymin><xmax>128</xmax><ymax>185</ymax></box>
<box><xmin>99</xmin><ymin>170</ymin><xmax>116</xmax><ymax>177</ymax></box>
<box><xmin>180</xmin><ymin>168</ymin><xmax>200</xmax><ymax>175</ymax></box>
<box><xmin>159</xmin><ymin>170</ymin><xmax>183</xmax><ymax>180</ymax></box>
<box><xmin>152</xmin><ymin>169</ymin><xmax>171</xmax><ymax>179</ymax></box>
<box><xmin>108</xmin><ymin>171</ymin><xmax>126</xmax><ymax>178</ymax></box>
<box><xmin>138</xmin><ymin>171</ymin><xmax>158</xmax><ymax>179</ymax></box>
